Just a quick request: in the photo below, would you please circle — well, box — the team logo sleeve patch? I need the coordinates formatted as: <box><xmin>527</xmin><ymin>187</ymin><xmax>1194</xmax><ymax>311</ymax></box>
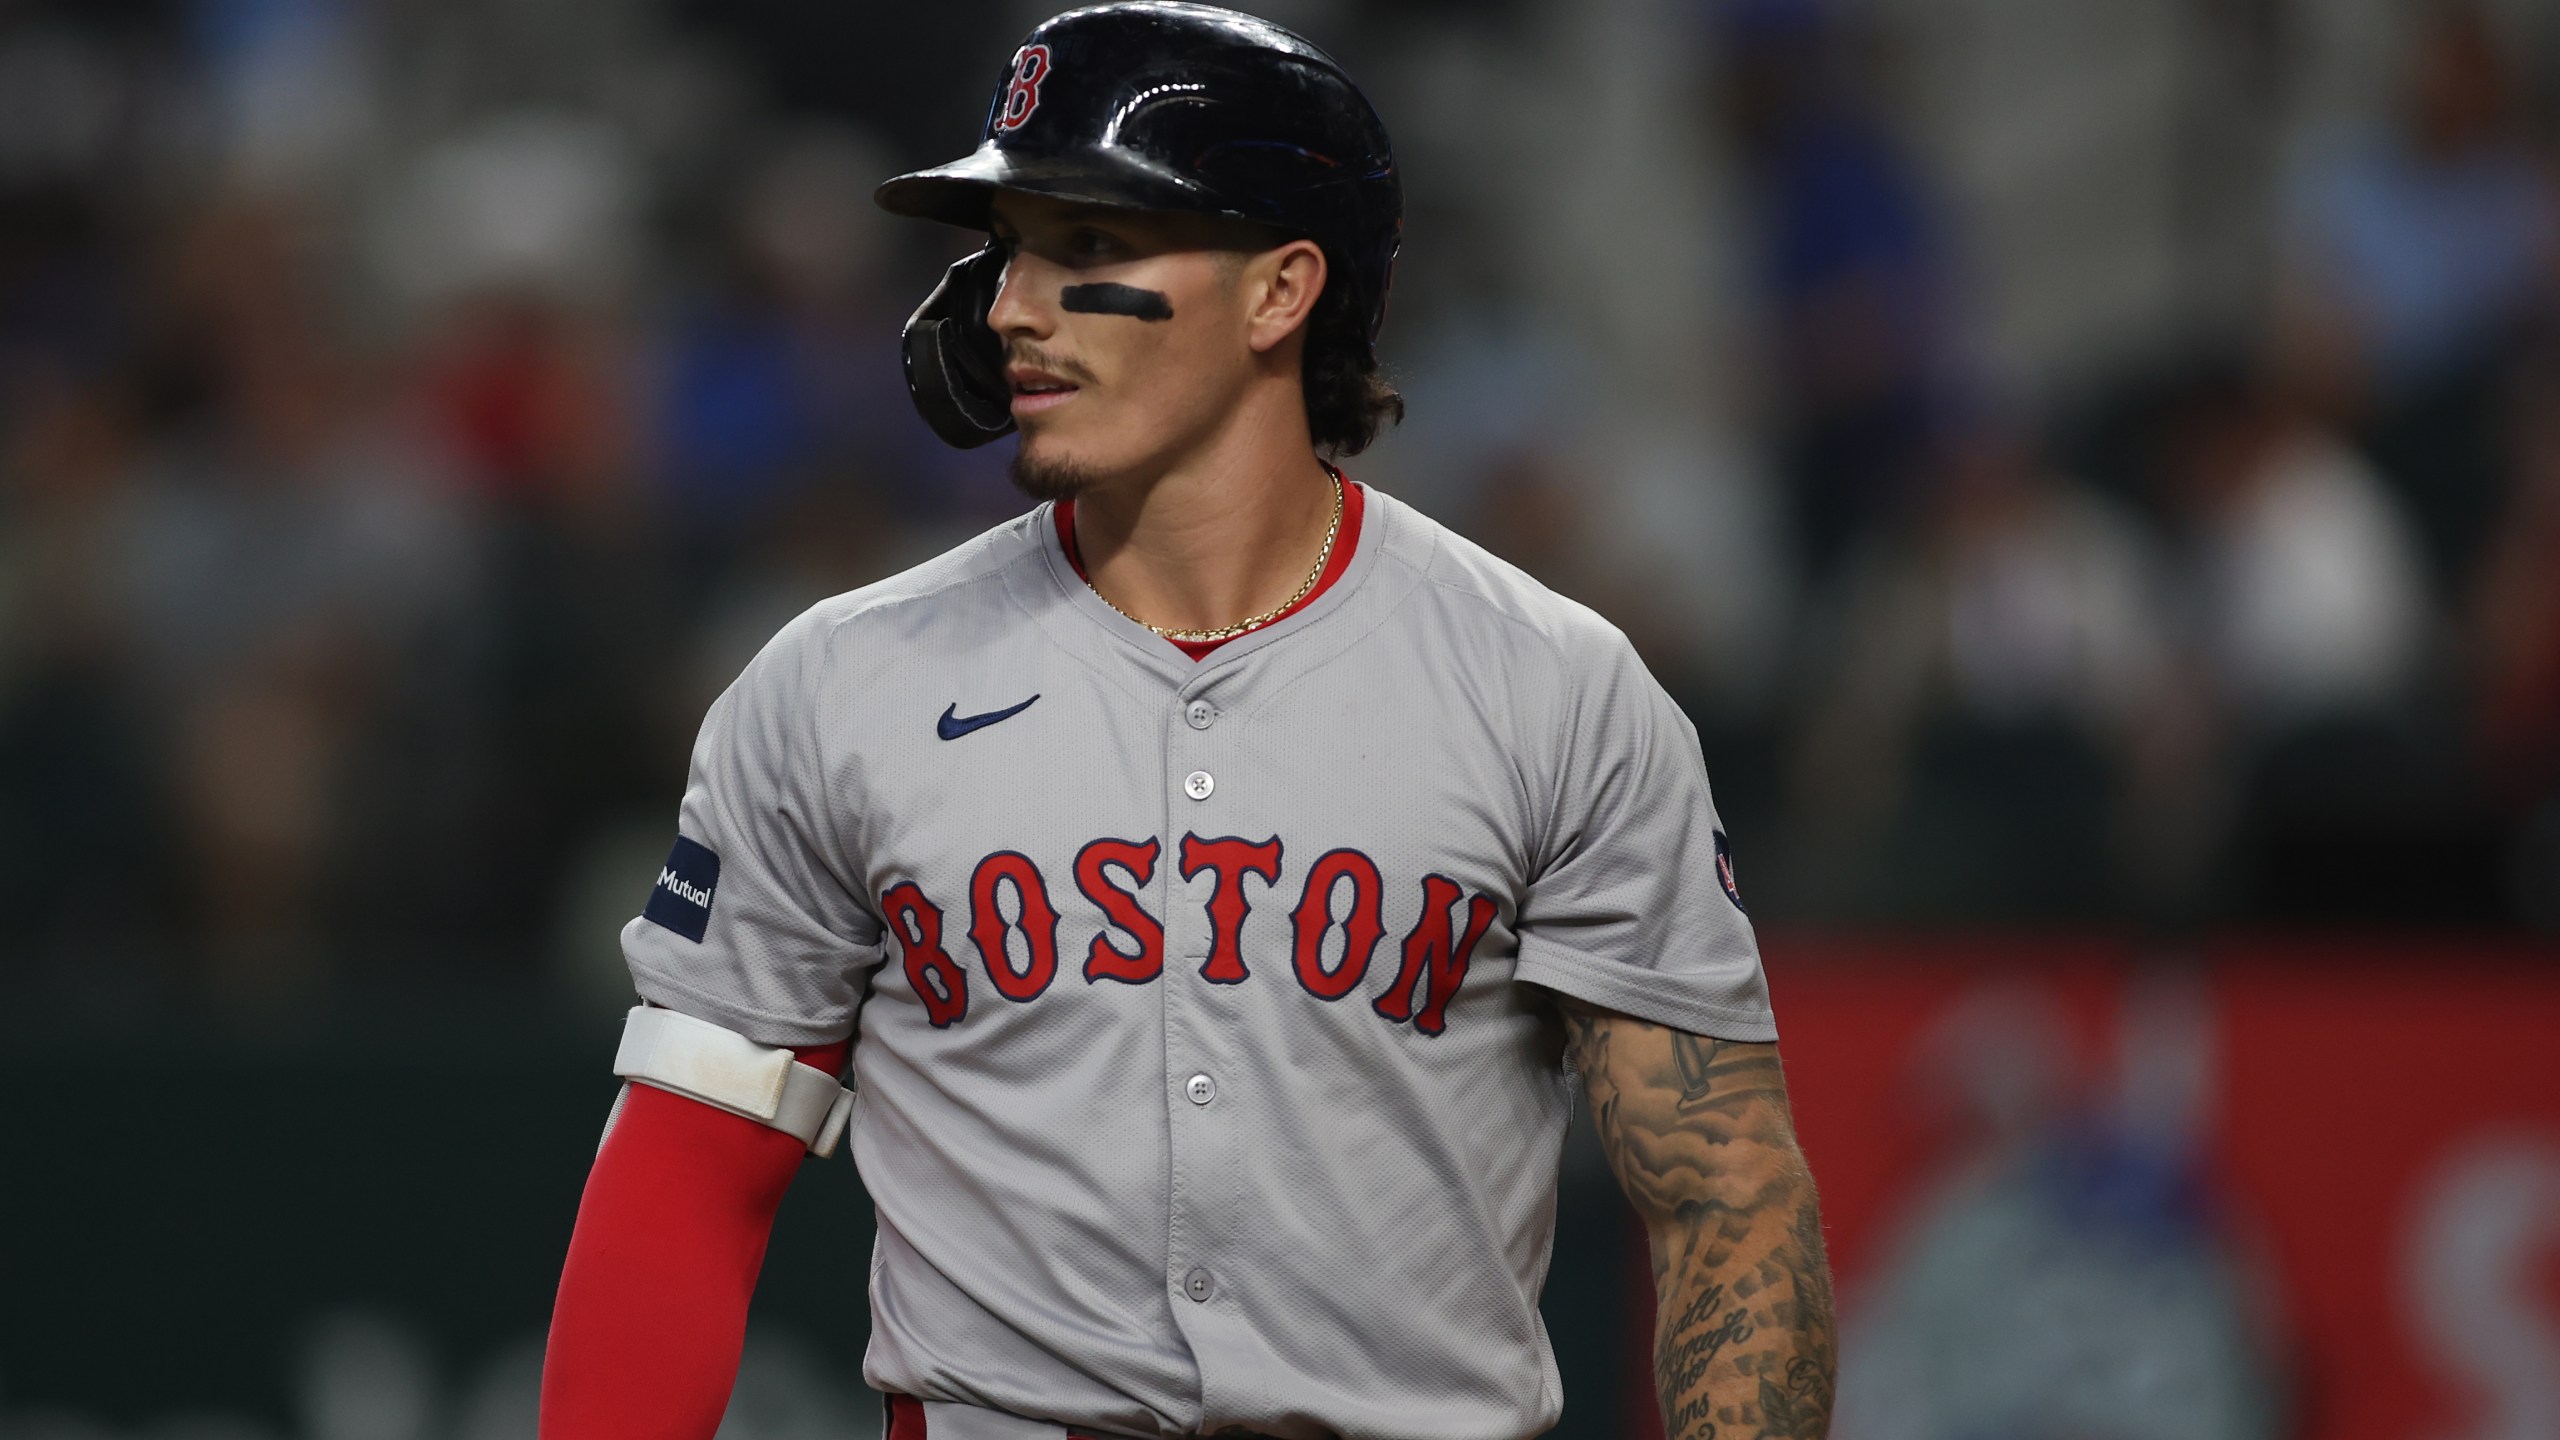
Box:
<box><xmin>643</xmin><ymin>835</ymin><xmax>722</xmax><ymax>942</ymax></box>
<box><xmin>1714</xmin><ymin>828</ymin><xmax>1746</xmax><ymax>914</ymax></box>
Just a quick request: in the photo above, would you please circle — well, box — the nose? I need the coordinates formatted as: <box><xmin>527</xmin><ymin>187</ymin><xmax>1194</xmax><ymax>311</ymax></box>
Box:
<box><xmin>984</xmin><ymin>247</ymin><xmax>1053</xmax><ymax>344</ymax></box>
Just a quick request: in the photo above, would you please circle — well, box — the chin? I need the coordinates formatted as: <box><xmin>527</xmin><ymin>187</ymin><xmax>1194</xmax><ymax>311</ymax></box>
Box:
<box><xmin>1008</xmin><ymin>431</ymin><xmax>1110</xmax><ymax>502</ymax></box>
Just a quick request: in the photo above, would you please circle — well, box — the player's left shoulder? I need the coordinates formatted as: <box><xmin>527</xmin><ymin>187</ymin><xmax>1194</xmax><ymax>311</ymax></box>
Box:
<box><xmin>1366</xmin><ymin>485</ymin><xmax>1651</xmax><ymax>683</ymax></box>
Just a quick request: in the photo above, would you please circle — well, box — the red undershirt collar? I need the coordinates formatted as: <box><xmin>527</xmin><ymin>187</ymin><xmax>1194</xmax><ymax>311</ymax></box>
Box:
<box><xmin>1055</xmin><ymin>470</ymin><xmax>1366</xmax><ymax>661</ymax></box>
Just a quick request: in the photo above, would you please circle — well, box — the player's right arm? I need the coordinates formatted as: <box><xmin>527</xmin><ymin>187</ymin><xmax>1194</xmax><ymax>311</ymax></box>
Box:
<box><xmin>541</xmin><ymin>605</ymin><xmax>880</xmax><ymax>1439</ymax></box>
<box><xmin>540</xmin><ymin>1036</ymin><xmax>845</xmax><ymax>1440</ymax></box>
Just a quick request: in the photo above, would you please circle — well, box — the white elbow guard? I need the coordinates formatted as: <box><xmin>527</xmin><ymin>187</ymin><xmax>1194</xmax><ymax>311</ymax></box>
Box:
<box><xmin>612</xmin><ymin>1005</ymin><xmax>856</xmax><ymax>1158</ymax></box>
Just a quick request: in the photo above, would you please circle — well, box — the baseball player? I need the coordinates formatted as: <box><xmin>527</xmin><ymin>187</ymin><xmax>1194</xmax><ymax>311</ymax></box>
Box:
<box><xmin>540</xmin><ymin>6</ymin><xmax>1835</xmax><ymax>1440</ymax></box>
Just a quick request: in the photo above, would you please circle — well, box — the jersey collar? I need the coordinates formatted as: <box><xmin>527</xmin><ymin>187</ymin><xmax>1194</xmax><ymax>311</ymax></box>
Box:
<box><xmin>1027</xmin><ymin>475</ymin><xmax>1389</xmax><ymax>688</ymax></box>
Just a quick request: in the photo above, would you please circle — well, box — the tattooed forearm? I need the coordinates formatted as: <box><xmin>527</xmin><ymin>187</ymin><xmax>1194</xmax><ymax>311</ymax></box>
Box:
<box><xmin>1560</xmin><ymin>1004</ymin><xmax>1836</xmax><ymax>1440</ymax></box>
<box><xmin>1671</xmin><ymin>1031</ymin><xmax>1720</xmax><ymax>1104</ymax></box>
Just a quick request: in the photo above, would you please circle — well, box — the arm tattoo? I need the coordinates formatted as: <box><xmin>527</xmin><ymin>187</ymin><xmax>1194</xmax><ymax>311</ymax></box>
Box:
<box><xmin>1561</xmin><ymin>1005</ymin><xmax>1837</xmax><ymax>1440</ymax></box>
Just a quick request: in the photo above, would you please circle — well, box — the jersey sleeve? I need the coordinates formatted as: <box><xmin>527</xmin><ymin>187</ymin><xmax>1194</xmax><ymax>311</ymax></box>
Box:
<box><xmin>622</xmin><ymin>606</ymin><xmax>883</xmax><ymax>1047</ymax></box>
<box><xmin>1512</xmin><ymin>620</ymin><xmax>1777</xmax><ymax>1041</ymax></box>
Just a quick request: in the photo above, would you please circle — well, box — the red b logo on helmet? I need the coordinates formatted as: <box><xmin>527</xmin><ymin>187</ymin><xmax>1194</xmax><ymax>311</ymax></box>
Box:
<box><xmin>994</xmin><ymin>45</ymin><xmax>1051</xmax><ymax>132</ymax></box>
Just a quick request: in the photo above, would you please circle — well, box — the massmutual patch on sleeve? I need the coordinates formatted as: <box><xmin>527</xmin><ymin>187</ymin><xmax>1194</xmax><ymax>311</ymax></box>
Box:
<box><xmin>643</xmin><ymin>835</ymin><xmax>721</xmax><ymax>942</ymax></box>
<box><xmin>1713</xmin><ymin>828</ymin><xmax>1746</xmax><ymax>914</ymax></box>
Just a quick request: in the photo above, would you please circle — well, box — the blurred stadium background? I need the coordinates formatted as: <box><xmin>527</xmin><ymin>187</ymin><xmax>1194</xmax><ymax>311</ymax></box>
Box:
<box><xmin>3</xmin><ymin>0</ymin><xmax>2558</xmax><ymax>1437</ymax></box>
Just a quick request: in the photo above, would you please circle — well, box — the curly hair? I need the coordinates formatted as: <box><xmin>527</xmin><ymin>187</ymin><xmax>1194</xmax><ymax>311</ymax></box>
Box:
<box><xmin>1301</xmin><ymin>273</ymin><xmax>1403</xmax><ymax>458</ymax></box>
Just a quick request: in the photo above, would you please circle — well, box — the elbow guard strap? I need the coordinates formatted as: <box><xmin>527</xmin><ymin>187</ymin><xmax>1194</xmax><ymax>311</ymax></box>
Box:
<box><xmin>611</xmin><ymin>1006</ymin><xmax>856</xmax><ymax>1158</ymax></box>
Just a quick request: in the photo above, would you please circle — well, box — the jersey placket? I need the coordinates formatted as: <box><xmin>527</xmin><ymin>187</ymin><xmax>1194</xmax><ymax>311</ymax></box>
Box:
<box><xmin>1157</xmin><ymin>663</ymin><xmax>1259</xmax><ymax>1425</ymax></box>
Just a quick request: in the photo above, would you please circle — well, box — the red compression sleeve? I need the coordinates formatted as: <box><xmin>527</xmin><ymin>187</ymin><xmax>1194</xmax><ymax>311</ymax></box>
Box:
<box><xmin>539</xmin><ymin>1036</ymin><xmax>851</xmax><ymax>1440</ymax></box>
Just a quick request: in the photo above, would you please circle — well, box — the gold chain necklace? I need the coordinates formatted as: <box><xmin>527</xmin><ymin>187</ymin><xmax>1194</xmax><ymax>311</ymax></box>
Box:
<box><xmin>1085</xmin><ymin>472</ymin><xmax>1345</xmax><ymax>643</ymax></box>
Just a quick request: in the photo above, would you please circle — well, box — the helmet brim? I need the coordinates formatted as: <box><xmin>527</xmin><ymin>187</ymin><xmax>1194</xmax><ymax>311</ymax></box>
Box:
<box><xmin>875</xmin><ymin>145</ymin><xmax>1229</xmax><ymax>231</ymax></box>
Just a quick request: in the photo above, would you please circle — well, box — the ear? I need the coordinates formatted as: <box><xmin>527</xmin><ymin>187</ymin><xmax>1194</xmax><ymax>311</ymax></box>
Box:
<box><xmin>1243</xmin><ymin>239</ymin><xmax>1328</xmax><ymax>355</ymax></box>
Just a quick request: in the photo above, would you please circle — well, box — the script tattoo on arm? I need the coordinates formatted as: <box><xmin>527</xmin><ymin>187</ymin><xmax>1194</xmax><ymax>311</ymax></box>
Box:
<box><xmin>1560</xmin><ymin>1003</ymin><xmax>1837</xmax><ymax>1440</ymax></box>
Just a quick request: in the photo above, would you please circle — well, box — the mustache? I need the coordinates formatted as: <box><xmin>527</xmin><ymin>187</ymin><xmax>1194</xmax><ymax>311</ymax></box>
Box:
<box><xmin>1006</xmin><ymin>342</ymin><xmax>1098</xmax><ymax>387</ymax></box>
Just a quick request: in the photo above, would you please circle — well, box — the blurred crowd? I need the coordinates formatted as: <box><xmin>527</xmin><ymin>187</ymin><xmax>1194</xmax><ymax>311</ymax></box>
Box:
<box><xmin>2</xmin><ymin>0</ymin><xmax>2557</xmax><ymax>1016</ymax></box>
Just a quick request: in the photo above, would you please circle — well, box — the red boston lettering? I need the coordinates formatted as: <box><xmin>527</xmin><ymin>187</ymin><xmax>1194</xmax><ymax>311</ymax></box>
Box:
<box><xmin>1290</xmin><ymin>848</ymin><xmax>1385</xmax><ymax>1001</ymax></box>
<box><xmin>883</xmin><ymin>881</ymin><xmax>969</xmax><ymax>1027</ymax></box>
<box><xmin>1074</xmin><ymin>836</ymin><xmax>1163</xmax><ymax>985</ymax></box>
<box><xmin>1178</xmin><ymin>833</ymin><xmax>1283</xmax><ymax>984</ymax></box>
<box><xmin>967</xmin><ymin>851</ymin><xmax>1061</xmax><ymax>1002</ymax></box>
<box><xmin>1374</xmin><ymin>874</ymin><xmax>1497</xmax><ymax>1035</ymax></box>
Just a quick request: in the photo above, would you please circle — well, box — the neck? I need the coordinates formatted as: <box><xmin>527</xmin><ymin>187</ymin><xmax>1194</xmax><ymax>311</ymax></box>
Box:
<box><xmin>1069</xmin><ymin>387</ymin><xmax>1339</xmax><ymax>635</ymax></box>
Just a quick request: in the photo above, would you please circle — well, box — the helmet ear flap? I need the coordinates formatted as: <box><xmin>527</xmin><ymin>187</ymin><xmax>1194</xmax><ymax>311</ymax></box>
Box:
<box><xmin>901</xmin><ymin>246</ymin><xmax>1017</xmax><ymax>448</ymax></box>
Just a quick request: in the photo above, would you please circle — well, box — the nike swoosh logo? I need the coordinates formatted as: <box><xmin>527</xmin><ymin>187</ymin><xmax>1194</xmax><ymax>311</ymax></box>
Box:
<box><xmin>937</xmin><ymin>694</ymin><xmax>1039</xmax><ymax>740</ymax></box>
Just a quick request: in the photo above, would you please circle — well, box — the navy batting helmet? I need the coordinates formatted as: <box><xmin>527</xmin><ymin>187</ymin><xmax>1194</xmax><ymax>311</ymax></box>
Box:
<box><xmin>876</xmin><ymin>2</ymin><xmax>1402</xmax><ymax>449</ymax></box>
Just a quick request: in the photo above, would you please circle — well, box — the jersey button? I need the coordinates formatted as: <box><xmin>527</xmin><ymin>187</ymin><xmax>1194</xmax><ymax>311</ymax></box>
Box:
<box><xmin>1184</xmin><ymin>1267</ymin><xmax>1214</xmax><ymax>1302</ymax></box>
<box><xmin>1185</xmin><ymin>1073</ymin><xmax>1216</xmax><ymax>1105</ymax></box>
<box><xmin>1183</xmin><ymin>770</ymin><xmax>1214</xmax><ymax>801</ymax></box>
<box><xmin>1185</xmin><ymin>700</ymin><xmax>1218</xmax><ymax>730</ymax></box>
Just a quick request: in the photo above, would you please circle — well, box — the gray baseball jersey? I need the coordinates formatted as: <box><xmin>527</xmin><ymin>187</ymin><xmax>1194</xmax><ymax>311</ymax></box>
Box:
<box><xmin>624</xmin><ymin>483</ymin><xmax>1776</xmax><ymax>1440</ymax></box>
